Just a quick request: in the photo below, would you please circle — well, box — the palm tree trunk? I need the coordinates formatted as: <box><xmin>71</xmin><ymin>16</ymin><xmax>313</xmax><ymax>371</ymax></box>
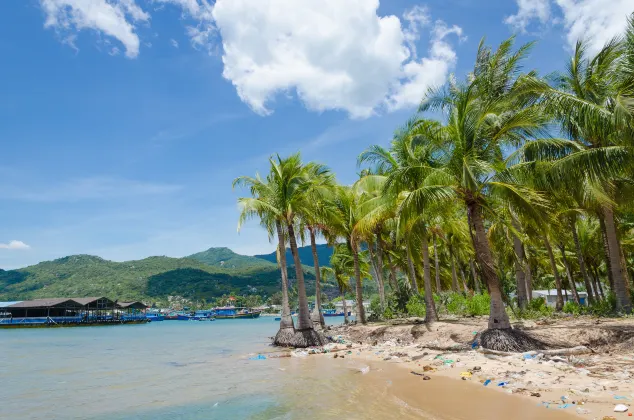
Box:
<box><xmin>460</xmin><ymin>264</ymin><xmax>469</xmax><ymax>293</ymax></box>
<box><xmin>599</xmin><ymin>216</ymin><xmax>615</xmax><ymax>291</ymax></box>
<box><xmin>543</xmin><ymin>235</ymin><xmax>564</xmax><ymax>311</ymax></box>
<box><xmin>590</xmin><ymin>264</ymin><xmax>604</xmax><ymax>300</ymax></box>
<box><xmin>368</xmin><ymin>241</ymin><xmax>386</xmax><ymax>309</ymax></box>
<box><xmin>512</xmin><ymin>233</ymin><xmax>528</xmax><ymax>311</ymax></box>
<box><xmin>450</xmin><ymin>249</ymin><xmax>459</xmax><ymax>293</ymax></box>
<box><xmin>308</xmin><ymin>228</ymin><xmax>325</xmax><ymax>329</ymax></box>
<box><xmin>571</xmin><ymin>219</ymin><xmax>595</xmax><ymax>305</ymax></box>
<box><xmin>286</xmin><ymin>223</ymin><xmax>313</xmax><ymax>331</ymax></box>
<box><xmin>471</xmin><ymin>259</ymin><xmax>481</xmax><ymax>294</ymax></box>
<box><xmin>524</xmin><ymin>247</ymin><xmax>533</xmax><ymax>301</ymax></box>
<box><xmin>433</xmin><ymin>234</ymin><xmax>441</xmax><ymax>293</ymax></box>
<box><xmin>341</xmin><ymin>291</ymin><xmax>349</xmax><ymax>324</ymax></box>
<box><xmin>602</xmin><ymin>205</ymin><xmax>632</xmax><ymax>312</ymax></box>
<box><xmin>385</xmin><ymin>251</ymin><xmax>398</xmax><ymax>291</ymax></box>
<box><xmin>421</xmin><ymin>233</ymin><xmax>438</xmax><ymax>323</ymax></box>
<box><xmin>274</xmin><ymin>221</ymin><xmax>295</xmax><ymax>344</ymax></box>
<box><xmin>558</xmin><ymin>244</ymin><xmax>580</xmax><ymax>305</ymax></box>
<box><xmin>351</xmin><ymin>240</ymin><xmax>367</xmax><ymax>324</ymax></box>
<box><xmin>466</xmin><ymin>199</ymin><xmax>511</xmax><ymax>330</ymax></box>
<box><xmin>406</xmin><ymin>241</ymin><xmax>418</xmax><ymax>293</ymax></box>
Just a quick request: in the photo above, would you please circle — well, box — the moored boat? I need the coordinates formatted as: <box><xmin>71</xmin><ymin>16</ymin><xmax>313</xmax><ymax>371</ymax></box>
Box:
<box><xmin>146</xmin><ymin>313</ymin><xmax>165</xmax><ymax>322</ymax></box>
<box><xmin>322</xmin><ymin>309</ymin><xmax>350</xmax><ymax>317</ymax></box>
<box><xmin>213</xmin><ymin>306</ymin><xmax>261</xmax><ymax>319</ymax></box>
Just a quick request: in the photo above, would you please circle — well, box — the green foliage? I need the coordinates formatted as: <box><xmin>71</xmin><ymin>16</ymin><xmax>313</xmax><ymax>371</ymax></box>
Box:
<box><xmin>0</xmin><ymin>251</ymin><xmax>324</xmax><ymax>303</ymax></box>
<box><xmin>436</xmin><ymin>292</ymin><xmax>490</xmax><ymax>316</ymax></box>
<box><xmin>405</xmin><ymin>294</ymin><xmax>426</xmax><ymax>317</ymax></box>
<box><xmin>587</xmin><ymin>295</ymin><xmax>617</xmax><ymax>316</ymax></box>
<box><xmin>517</xmin><ymin>297</ymin><xmax>554</xmax><ymax>319</ymax></box>
<box><xmin>563</xmin><ymin>301</ymin><xmax>582</xmax><ymax>315</ymax></box>
<box><xmin>188</xmin><ymin>247</ymin><xmax>277</xmax><ymax>271</ymax></box>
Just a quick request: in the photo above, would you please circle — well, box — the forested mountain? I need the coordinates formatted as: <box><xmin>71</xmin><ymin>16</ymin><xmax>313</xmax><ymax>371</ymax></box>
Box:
<box><xmin>254</xmin><ymin>243</ymin><xmax>333</xmax><ymax>268</ymax></box>
<box><xmin>0</xmin><ymin>250</ymin><xmax>321</xmax><ymax>303</ymax></box>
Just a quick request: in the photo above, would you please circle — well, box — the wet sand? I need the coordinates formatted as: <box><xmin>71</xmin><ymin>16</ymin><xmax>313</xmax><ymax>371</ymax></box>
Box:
<box><xmin>314</xmin><ymin>357</ymin><xmax>578</xmax><ymax>420</ymax></box>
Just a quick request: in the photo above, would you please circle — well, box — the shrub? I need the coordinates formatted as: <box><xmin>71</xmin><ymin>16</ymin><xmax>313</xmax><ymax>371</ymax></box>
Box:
<box><xmin>588</xmin><ymin>293</ymin><xmax>617</xmax><ymax>316</ymax></box>
<box><xmin>405</xmin><ymin>294</ymin><xmax>426</xmax><ymax>317</ymax></box>
<box><xmin>518</xmin><ymin>297</ymin><xmax>553</xmax><ymax>319</ymax></box>
<box><xmin>562</xmin><ymin>301</ymin><xmax>581</xmax><ymax>315</ymax></box>
<box><xmin>466</xmin><ymin>293</ymin><xmax>490</xmax><ymax>316</ymax></box>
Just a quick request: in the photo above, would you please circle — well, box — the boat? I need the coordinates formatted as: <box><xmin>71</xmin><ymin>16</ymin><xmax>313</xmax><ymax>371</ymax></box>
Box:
<box><xmin>146</xmin><ymin>313</ymin><xmax>165</xmax><ymax>322</ymax></box>
<box><xmin>191</xmin><ymin>310</ymin><xmax>216</xmax><ymax>321</ymax></box>
<box><xmin>213</xmin><ymin>306</ymin><xmax>261</xmax><ymax>319</ymax></box>
<box><xmin>322</xmin><ymin>309</ymin><xmax>350</xmax><ymax>317</ymax></box>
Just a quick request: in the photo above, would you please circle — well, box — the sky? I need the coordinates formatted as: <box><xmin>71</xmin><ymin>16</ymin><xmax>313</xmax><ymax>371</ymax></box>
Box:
<box><xmin>0</xmin><ymin>0</ymin><xmax>632</xmax><ymax>269</ymax></box>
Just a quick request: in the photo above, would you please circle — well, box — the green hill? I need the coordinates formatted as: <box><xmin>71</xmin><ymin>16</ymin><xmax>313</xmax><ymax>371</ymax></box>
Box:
<box><xmin>0</xmin><ymin>253</ymin><xmax>319</xmax><ymax>303</ymax></box>
<box><xmin>188</xmin><ymin>247</ymin><xmax>278</xmax><ymax>271</ymax></box>
<box><xmin>254</xmin><ymin>244</ymin><xmax>333</xmax><ymax>268</ymax></box>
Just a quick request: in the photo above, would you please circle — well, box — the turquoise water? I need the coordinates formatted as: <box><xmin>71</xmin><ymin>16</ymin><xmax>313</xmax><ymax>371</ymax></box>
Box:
<box><xmin>0</xmin><ymin>317</ymin><xmax>423</xmax><ymax>419</ymax></box>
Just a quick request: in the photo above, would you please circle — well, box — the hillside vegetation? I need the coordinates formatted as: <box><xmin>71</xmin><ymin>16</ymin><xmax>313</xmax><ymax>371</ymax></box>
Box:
<box><xmin>254</xmin><ymin>243</ymin><xmax>333</xmax><ymax>268</ymax></box>
<box><xmin>0</xmin><ymin>249</ymin><xmax>321</xmax><ymax>303</ymax></box>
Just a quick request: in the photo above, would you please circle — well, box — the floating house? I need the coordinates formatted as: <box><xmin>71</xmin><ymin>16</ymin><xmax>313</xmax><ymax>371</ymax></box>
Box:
<box><xmin>0</xmin><ymin>297</ymin><xmax>148</xmax><ymax>328</ymax></box>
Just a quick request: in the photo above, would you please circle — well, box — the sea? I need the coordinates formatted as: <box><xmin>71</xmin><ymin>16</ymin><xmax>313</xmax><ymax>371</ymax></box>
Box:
<box><xmin>0</xmin><ymin>318</ymin><xmax>577</xmax><ymax>420</ymax></box>
<box><xmin>0</xmin><ymin>317</ymin><xmax>426</xmax><ymax>420</ymax></box>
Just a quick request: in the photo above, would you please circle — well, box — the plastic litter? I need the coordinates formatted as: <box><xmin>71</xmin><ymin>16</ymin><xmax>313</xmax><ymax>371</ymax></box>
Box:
<box><xmin>558</xmin><ymin>404</ymin><xmax>571</xmax><ymax>409</ymax></box>
<box><xmin>497</xmin><ymin>382</ymin><xmax>508</xmax><ymax>387</ymax></box>
<box><xmin>291</xmin><ymin>350</ymin><xmax>308</xmax><ymax>358</ymax></box>
<box><xmin>483</xmin><ymin>379</ymin><xmax>491</xmax><ymax>386</ymax></box>
<box><xmin>460</xmin><ymin>372</ymin><xmax>472</xmax><ymax>378</ymax></box>
<box><xmin>614</xmin><ymin>395</ymin><xmax>630</xmax><ymax>400</ymax></box>
<box><xmin>523</xmin><ymin>354</ymin><xmax>535</xmax><ymax>360</ymax></box>
<box><xmin>615</xmin><ymin>404</ymin><xmax>629</xmax><ymax>412</ymax></box>
<box><xmin>359</xmin><ymin>366</ymin><xmax>370</xmax><ymax>374</ymax></box>
<box><xmin>249</xmin><ymin>354</ymin><xmax>266</xmax><ymax>360</ymax></box>
<box><xmin>576</xmin><ymin>407</ymin><xmax>591</xmax><ymax>415</ymax></box>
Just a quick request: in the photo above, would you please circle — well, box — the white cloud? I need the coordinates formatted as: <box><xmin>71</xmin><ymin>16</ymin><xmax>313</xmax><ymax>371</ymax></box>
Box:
<box><xmin>506</xmin><ymin>0</ymin><xmax>631</xmax><ymax>53</ymax></box>
<box><xmin>170</xmin><ymin>38</ymin><xmax>179</xmax><ymax>48</ymax></box>
<box><xmin>210</xmin><ymin>0</ymin><xmax>462</xmax><ymax>118</ymax></box>
<box><xmin>39</xmin><ymin>0</ymin><xmax>149</xmax><ymax>58</ymax></box>
<box><xmin>0</xmin><ymin>241</ymin><xmax>31</xmax><ymax>250</ymax></box>
<box><xmin>556</xmin><ymin>0</ymin><xmax>632</xmax><ymax>53</ymax></box>
<box><xmin>504</xmin><ymin>0</ymin><xmax>551</xmax><ymax>33</ymax></box>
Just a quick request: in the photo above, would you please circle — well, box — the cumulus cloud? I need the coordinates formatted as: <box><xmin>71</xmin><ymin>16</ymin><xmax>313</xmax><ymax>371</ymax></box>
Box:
<box><xmin>170</xmin><ymin>38</ymin><xmax>179</xmax><ymax>48</ymax></box>
<box><xmin>504</xmin><ymin>0</ymin><xmax>551</xmax><ymax>33</ymax></box>
<box><xmin>0</xmin><ymin>241</ymin><xmax>30</xmax><ymax>250</ymax></box>
<box><xmin>39</xmin><ymin>0</ymin><xmax>149</xmax><ymax>58</ymax></box>
<box><xmin>556</xmin><ymin>0</ymin><xmax>632</xmax><ymax>53</ymax></box>
<box><xmin>38</xmin><ymin>0</ymin><xmax>462</xmax><ymax>117</ymax></box>
<box><xmin>506</xmin><ymin>0</ymin><xmax>632</xmax><ymax>53</ymax></box>
<box><xmin>211</xmin><ymin>0</ymin><xmax>462</xmax><ymax>118</ymax></box>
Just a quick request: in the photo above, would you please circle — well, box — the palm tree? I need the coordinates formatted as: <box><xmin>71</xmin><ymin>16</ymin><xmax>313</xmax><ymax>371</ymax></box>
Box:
<box><xmin>235</xmin><ymin>154</ymin><xmax>326</xmax><ymax>347</ymax></box>
<box><xmin>389</xmin><ymin>38</ymin><xmax>549</xmax><ymax>343</ymax></box>
<box><xmin>233</xmin><ymin>173</ymin><xmax>295</xmax><ymax>345</ymax></box>
<box><xmin>267</xmin><ymin>154</ymin><xmax>326</xmax><ymax>345</ymax></box>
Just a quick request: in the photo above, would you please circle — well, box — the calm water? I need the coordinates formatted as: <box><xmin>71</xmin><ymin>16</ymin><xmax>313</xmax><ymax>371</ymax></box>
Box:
<box><xmin>0</xmin><ymin>317</ymin><xmax>424</xmax><ymax>420</ymax></box>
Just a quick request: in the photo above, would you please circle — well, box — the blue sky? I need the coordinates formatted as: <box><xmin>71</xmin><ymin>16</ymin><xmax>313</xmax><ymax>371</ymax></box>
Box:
<box><xmin>0</xmin><ymin>0</ymin><xmax>631</xmax><ymax>269</ymax></box>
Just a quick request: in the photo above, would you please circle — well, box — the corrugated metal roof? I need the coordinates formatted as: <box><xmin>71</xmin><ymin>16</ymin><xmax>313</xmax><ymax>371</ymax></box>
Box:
<box><xmin>72</xmin><ymin>297</ymin><xmax>112</xmax><ymax>305</ymax></box>
<box><xmin>8</xmin><ymin>298</ymin><xmax>82</xmax><ymax>308</ymax></box>
<box><xmin>0</xmin><ymin>301</ymin><xmax>22</xmax><ymax>308</ymax></box>
<box><xmin>117</xmin><ymin>301</ymin><xmax>147</xmax><ymax>309</ymax></box>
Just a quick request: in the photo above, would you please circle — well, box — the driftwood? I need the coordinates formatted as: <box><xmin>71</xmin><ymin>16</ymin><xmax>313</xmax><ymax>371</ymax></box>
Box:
<box><xmin>418</xmin><ymin>343</ymin><xmax>471</xmax><ymax>352</ymax></box>
<box><xmin>478</xmin><ymin>346</ymin><xmax>591</xmax><ymax>357</ymax></box>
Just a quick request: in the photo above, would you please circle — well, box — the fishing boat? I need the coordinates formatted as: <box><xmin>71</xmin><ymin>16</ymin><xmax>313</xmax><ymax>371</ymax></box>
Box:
<box><xmin>322</xmin><ymin>309</ymin><xmax>350</xmax><ymax>317</ymax></box>
<box><xmin>146</xmin><ymin>313</ymin><xmax>165</xmax><ymax>322</ymax></box>
<box><xmin>191</xmin><ymin>310</ymin><xmax>215</xmax><ymax>321</ymax></box>
<box><xmin>213</xmin><ymin>306</ymin><xmax>261</xmax><ymax>319</ymax></box>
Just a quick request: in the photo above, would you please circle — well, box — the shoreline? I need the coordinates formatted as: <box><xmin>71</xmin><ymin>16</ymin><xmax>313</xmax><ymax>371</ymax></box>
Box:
<box><xmin>287</xmin><ymin>316</ymin><xmax>634</xmax><ymax>419</ymax></box>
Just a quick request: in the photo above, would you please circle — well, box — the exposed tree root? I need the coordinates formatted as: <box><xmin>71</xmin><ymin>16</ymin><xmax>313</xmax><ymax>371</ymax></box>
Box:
<box><xmin>287</xmin><ymin>329</ymin><xmax>328</xmax><ymax>348</ymax></box>
<box><xmin>273</xmin><ymin>327</ymin><xmax>297</xmax><ymax>347</ymax></box>
<box><xmin>479</xmin><ymin>328</ymin><xmax>549</xmax><ymax>352</ymax></box>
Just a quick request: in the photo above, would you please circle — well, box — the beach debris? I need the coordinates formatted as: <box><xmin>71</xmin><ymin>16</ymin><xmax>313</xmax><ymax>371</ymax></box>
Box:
<box><xmin>333</xmin><ymin>354</ymin><xmax>339</xmax><ymax>358</ymax></box>
<box><xmin>423</xmin><ymin>375</ymin><xmax>431</xmax><ymax>380</ymax></box>
<box><xmin>472</xmin><ymin>366</ymin><xmax>481</xmax><ymax>371</ymax></box>
<box><xmin>530</xmin><ymin>392</ymin><xmax>541</xmax><ymax>397</ymax></box>
<box><xmin>575</xmin><ymin>407</ymin><xmax>591</xmax><ymax>415</ymax></box>
<box><xmin>460</xmin><ymin>371</ymin><xmax>472</xmax><ymax>378</ymax></box>
<box><xmin>411</xmin><ymin>371</ymin><xmax>424</xmax><ymax>376</ymax></box>
<box><xmin>291</xmin><ymin>350</ymin><xmax>308</xmax><ymax>358</ymax></box>
<box><xmin>483</xmin><ymin>379</ymin><xmax>492</xmax><ymax>386</ymax></box>
<box><xmin>422</xmin><ymin>365</ymin><xmax>435</xmax><ymax>372</ymax></box>
<box><xmin>248</xmin><ymin>354</ymin><xmax>266</xmax><ymax>360</ymax></box>
<box><xmin>359</xmin><ymin>366</ymin><xmax>370</xmax><ymax>375</ymax></box>
<box><xmin>213</xmin><ymin>402</ymin><xmax>219</xmax><ymax>408</ymax></box>
<box><xmin>614</xmin><ymin>395</ymin><xmax>630</xmax><ymax>400</ymax></box>
<box><xmin>614</xmin><ymin>404</ymin><xmax>629</xmax><ymax>412</ymax></box>
<box><xmin>497</xmin><ymin>382</ymin><xmax>508</xmax><ymax>387</ymax></box>
<box><xmin>601</xmin><ymin>416</ymin><xmax>617</xmax><ymax>420</ymax></box>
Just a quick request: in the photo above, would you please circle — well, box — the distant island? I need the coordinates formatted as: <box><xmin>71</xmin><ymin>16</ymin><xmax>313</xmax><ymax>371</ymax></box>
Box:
<box><xmin>0</xmin><ymin>246</ymin><xmax>334</xmax><ymax>304</ymax></box>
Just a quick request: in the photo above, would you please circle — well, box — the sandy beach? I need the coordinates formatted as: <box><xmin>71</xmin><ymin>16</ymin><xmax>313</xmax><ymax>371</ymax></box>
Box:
<box><xmin>286</xmin><ymin>316</ymin><xmax>634</xmax><ymax>420</ymax></box>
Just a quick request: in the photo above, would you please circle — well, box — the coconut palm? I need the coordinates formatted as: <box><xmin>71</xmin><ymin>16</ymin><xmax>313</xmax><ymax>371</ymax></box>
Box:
<box><xmin>387</xmin><ymin>38</ymin><xmax>550</xmax><ymax>345</ymax></box>
<box><xmin>233</xmin><ymin>172</ymin><xmax>296</xmax><ymax>345</ymax></box>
